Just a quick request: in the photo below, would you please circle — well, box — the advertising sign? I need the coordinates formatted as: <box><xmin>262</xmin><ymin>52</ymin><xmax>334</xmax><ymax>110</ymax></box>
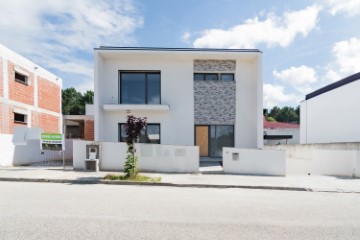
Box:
<box><xmin>41</xmin><ymin>133</ymin><xmax>64</xmax><ymax>151</ymax></box>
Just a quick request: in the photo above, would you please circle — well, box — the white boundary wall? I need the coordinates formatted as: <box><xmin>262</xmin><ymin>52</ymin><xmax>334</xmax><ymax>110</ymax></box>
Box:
<box><xmin>73</xmin><ymin>140</ymin><xmax>199</xmax><ymax>173</ymax></box>
<box><xmin>0</xmin><ymin>134</ymin><xmax>73</xmax><ymax>166</ymax></box>
<box><xmin>223</xmin><ymin>148</ymin><xmax>286</xmax><ymax>176</ymax></box>
<box><xmin>266</xmin><ymin>144</ymin><xmax>360</xmax><ymax>177</ymax></box>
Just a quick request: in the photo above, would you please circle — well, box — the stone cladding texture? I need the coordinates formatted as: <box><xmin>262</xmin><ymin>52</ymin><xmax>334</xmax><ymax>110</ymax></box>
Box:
<box><xmin>194</xmin><ymin>81</ymin><xmax>236</xmax><ymax>125</ymax></box>
<box><xmin>194</xmin><ymin>59</ymin><xmax>236</xmax><ymax>125</ymax></box>
<box><xmin>194</xmin><ymin>59</ymin><xmax>235</xmax><ymax>71</ymax></box>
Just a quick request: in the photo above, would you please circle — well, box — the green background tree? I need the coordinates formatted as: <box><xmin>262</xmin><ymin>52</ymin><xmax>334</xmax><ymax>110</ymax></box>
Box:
<box><xmin>264</xmin><ymin>106</ymin><xmax>300</xmax><ymax>123</ymax></box>
<box><xmin>62</xmin><ymin>88</ymin><xmax>94</xmax><ymax>115</ymax></box>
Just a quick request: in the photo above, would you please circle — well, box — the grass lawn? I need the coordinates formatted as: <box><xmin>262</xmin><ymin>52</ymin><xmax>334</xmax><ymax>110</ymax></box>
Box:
<box><xmin>104</xmin><ymin>174</ymin><xmax>161</xmax><ymax>182</ymax></box>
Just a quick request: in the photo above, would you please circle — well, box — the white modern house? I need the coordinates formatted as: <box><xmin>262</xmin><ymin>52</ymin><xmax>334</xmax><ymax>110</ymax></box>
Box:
<box><xmin>300</xmin><ymin>72</ymin><xmax>360</xmax><ymax>144</ymax></box>
<box><xmin>94</xmin><ymin>47</ymin><xmax>263</xmax><ymax>159</ymax></box>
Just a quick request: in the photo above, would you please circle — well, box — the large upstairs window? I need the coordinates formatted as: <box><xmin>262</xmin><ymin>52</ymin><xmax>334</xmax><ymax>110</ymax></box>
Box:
<box><xmin>120</xmin><ymin>71</ymin><xmax>161</xmax><ymax>104</ymax></box>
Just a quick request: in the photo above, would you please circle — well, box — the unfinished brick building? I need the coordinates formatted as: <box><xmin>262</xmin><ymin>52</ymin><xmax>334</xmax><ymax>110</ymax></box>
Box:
<box><xmin>0</xmin><ymin>43</ymin><xmax>62</xmax><ymax>134</ymax></box>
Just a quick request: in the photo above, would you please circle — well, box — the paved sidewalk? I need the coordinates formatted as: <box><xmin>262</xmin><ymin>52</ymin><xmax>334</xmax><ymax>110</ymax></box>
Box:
<box><xmin>0</xmin><ymin>166</ymin><xmax>359</xmax><ymax>193</ymax></box>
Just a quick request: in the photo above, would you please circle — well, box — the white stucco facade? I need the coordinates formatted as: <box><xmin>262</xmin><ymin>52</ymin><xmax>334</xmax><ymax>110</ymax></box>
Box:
<box><xmin>94</xmin><ymin>47</ymin><xmax>263</xmax><ymax>151</ymax></box>
<box><xmin>300</xmin><ymin>73</ymin><xmax>360</xmax><ymax>144</ymax></box>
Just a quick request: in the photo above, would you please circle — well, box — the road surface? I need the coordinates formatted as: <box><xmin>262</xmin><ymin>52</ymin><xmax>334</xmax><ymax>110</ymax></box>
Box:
<box><xmin>0</xmin><ymin>182</ymin><xmax>359</xmax><ymax>239</ymax></box>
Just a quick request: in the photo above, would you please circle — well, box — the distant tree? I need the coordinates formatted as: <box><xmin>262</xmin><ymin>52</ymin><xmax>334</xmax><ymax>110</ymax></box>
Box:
<box><xmin>277</xmin><ymin>106</ymin><xmax>299</xmax><ymax>123</ymax></box>
<box><xmin>269</xmin><ymin>106</ymin><xmax>281</xmax><ymax>120</ymax></box>
<box><xmin>266</xmin><ymin>116</ymin><xmax>277</xmax><ymax>122</ymax></box>
<box><xmin>62</xmin><ymin>88</ymin><xmax>84</xmax><ymax>115</ymax></box>
<box><xmin>263</xmin><ymin>108</ymin><xmax>269</xmax><ymax>117</ymax></box>
<box><xmin>82</xmin><ymin>90</ymin><xmax>94</xmax><ymax>105</ymax></box>
<box><xmin>295</xmin><ymin>105</ymin><xmax>300</xmax><ymax>120</ymax></box>
<box><xmin>265</xmin><ymin>105</ymin><xmax>300</xmax><ymax>123</ymax></box>
<box><xmin>62</xmin><ymin>88</ymin><xmax>94</xmax><ymax>115</ymax></box>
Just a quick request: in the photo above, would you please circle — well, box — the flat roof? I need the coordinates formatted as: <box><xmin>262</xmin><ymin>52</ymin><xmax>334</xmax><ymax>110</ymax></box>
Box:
<box><xmin>306</xmin><ymin>72</ymin><xmax>360</xmax><ymax>100</ymax></box>
<box><xmin>94</xmin><ymin>46</ymin><xmax>262</xmax><ymax>53</ymax></box>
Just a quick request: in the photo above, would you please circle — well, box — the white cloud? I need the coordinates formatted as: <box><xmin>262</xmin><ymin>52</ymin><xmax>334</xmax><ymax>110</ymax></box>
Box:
<box><xmin>273</xmin><ymin>65</ymin><xmax>317</xmax><ymax>85</ymax></box>
<box><xmin>0</xmin><ymin>0</ymin><xmax>142</xmax><ymax>91</ymax></box>
<box><xmin>273</xmin><ymin>65</ymin><xmax>318</xmax><ymax>94</ymax></box>
<box><xmin>193</xmin><ymin>5</ymin><xmax>321</xmax><ymax>48</ymax></box>
<box><xmin>325</xmin><ymin>0</ymin><xmax>360</xmax><ymax>16</ymax></box>
<box><xmin>324</xmin><ymin>37</ymin><xmax>360</xmax><ymax>82</ymax></box>
<box><xmin>75</xmin><ymin>78</ymin><xmax>95</xmax><ymax>93</ymax></box>
<box><xmin>263</xmin><ymin>84</ymin><xmax>299</xmax><ymax>108</ymax></box>
<box><xmin>181</xmin><ymin>32</ymin><xmax>191</xmax><ymax>43</ymax></box>
<box><xmin>48</xmin><ymin>61</ymin><xmax>93</xmax><ymax>79</ymax></box>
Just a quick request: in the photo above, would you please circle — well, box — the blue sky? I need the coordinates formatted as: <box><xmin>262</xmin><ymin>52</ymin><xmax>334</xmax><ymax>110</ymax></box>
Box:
<box><xmin>0</xmin><ymin>0</ymin><xmax>359</xmax><ymax>108</ymax></box>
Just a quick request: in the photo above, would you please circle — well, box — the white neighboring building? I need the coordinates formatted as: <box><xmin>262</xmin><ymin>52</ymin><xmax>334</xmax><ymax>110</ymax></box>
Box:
<box><xmin>94</xmin><ymin>47</ymin><xmax>263</xmax><ymax>158</ymax></box>
<box><xmin>263</xmin><ymin>117</ymin><xmax>299</xmax><ymax>145</ymax></box>
<box><xmin>300</xmin><ymin>72</ymin><xmax>360</xmax><ymax>144</ymax></box>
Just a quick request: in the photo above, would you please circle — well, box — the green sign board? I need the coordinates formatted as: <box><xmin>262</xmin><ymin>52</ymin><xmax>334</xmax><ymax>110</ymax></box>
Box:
<box><xmin>41</xmin><ymin>133</ymin><xmax>64</xmax><ymax>151</ymax></box>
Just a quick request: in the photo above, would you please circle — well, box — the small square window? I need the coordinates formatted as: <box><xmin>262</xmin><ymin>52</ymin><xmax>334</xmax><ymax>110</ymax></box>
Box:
<box><xmin>221</xmin><ymin>73</ymin><xmax>234</xmax><ymax>81</ymax></box>
<box><xmin>194</xmin><ymin>73</ymin><xmax>204</xmax><ymax>80</ymax></box>
<box><xmin>14</xmin><ymin>113</ymin><xmax>27</xmax><ymax>124</ymax></box>
<box><xmin>194</xmin><ymin>73</ymin><xmax>218</xmax><ymax>81</ymax></box>
<box><xmin>205</xmin><ymin>73</ymin><xmax>218</xmax><ymax>80</ymax></box>
<box><xmin>15</xmin><ymin>72</ymin><xmax>28</xmax><ymax>84</ymax></box>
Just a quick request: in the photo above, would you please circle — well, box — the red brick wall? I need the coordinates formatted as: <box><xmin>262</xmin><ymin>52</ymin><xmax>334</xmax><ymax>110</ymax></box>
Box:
<box><xmin>38</xmin><ymin>76</ymin><xmax>60</xmax><ymax>113</ymax></box>
<box><xmin>0</xmin><ymin>57</ymin><xmax>3</xmax><ymax>97</ymax></box>
<box><xmin>0</xmin><ymin>103</ymin><xmax>27</xmax><ymax>134</ymax></box>
<box><xmin>84</xmin><ymin>120</ymin><xmax>94</xmax><ymax>141</ymax></box>
<box><xmin>0</xmin><ymin>102</ymin><xmax>7</xmax><ymax>134</ymax></box>
<box><xmin>8</xmin><ymin>61</ymin><xmax>34</xmax><ymax>105</ymax></box>
<box><xmin>12</xmin><ymin>107</ymin><xmax>28</xmax><ymax>132</ymax></box>
<box><xmin>32</xmin><ymin>112</ymin><xmax>59</xmax><ymax>133</ymax></box>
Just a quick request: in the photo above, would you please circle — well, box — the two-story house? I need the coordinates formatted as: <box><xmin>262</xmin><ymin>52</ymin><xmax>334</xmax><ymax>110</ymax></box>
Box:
<box><xmin>94</xmin><ymin>47</ymin><xmax>263</xmax><ymax>159</ymax></box>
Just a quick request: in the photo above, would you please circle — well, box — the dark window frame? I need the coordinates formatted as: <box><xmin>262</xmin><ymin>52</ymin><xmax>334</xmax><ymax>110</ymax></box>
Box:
<box><xmin>14</xmin><ymin>71</ymin><xmax>28</xmax><ymax>85</ymax></box>
<box><xmin>220</xmin><ymin>73</ymin><xmax>235</xmax><ymax>81</ymax></box>
<box><xmin>119</xmin><ymin>71</ymin><xmax>161</xmax><ymax>104</ymax></box>
<box><xmin>14</xmin><ymin>112</ymin><xmax>27</xmax><ymax>124</ymax></box>
<box><xmin>118</xmin><ymin>123</ymin><xmax>161</xmax><ymax>144</ymax></box>
<box><xmin>194</xmin><ymin>73</ymin><xmax>235</xmax><ymax>81</ymax></box>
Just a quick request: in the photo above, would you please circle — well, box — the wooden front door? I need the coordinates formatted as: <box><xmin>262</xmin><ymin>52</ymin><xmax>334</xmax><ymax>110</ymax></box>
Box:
<box><xmin>195</xmin><ymin>126</ymin><xmax>209</xmax><ymax>157</ymax></box>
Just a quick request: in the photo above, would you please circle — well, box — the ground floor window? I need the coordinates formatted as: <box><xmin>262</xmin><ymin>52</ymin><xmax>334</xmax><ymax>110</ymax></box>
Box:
<box><xmin>14</xmin><ymin>112</ymin><xmax>27</xmax><ymax>124</ymax></box>
<box><xmin>118</xmin><ymin>123</ymin><xmax>160</xmax><ymax>144</ymax></box>
<box><xmin>195</xmin><ymin>125</ymin><xmax>234</xmax><ymax>157</ymax></box>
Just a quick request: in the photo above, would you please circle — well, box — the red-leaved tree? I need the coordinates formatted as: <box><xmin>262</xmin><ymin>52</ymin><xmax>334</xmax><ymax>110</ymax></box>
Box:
<box><xmin>123</xmin><ymin>115</ymin><xmax>147</xmax><ymax>178</ymax></box>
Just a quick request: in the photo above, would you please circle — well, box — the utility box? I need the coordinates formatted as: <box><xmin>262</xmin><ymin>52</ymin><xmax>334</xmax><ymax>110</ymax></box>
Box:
<box><xmin>85</xmin><ymin>144</ymin><xmax>100</xmax><ymax>172</ymax></box>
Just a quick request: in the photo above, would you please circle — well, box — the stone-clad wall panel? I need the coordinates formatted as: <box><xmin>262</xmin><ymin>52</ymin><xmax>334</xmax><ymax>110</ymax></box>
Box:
<box><xmin>194</xmin><ymin>60</ymin><xmax>235</xmax><ymax>72</ymax></box>
<box><xmin>194</xmin><ymin>81</ymin><xmax>235</xmax><ymax>125</ymax></box>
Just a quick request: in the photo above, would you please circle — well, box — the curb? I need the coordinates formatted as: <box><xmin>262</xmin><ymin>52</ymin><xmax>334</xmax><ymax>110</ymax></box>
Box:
<box><xmin>0</xmin><ymin>177</ymin><xmax>310</xmax><ymax>192</ymax></box>
<box><xmin>0</xmin><ymin>177</ymin><xmax>358</xmax><ymax>193</ymax></box>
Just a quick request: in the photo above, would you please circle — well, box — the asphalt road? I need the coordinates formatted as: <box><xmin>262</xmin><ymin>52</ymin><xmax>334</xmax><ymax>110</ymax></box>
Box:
<box><xmin>0</xmin><ymin>182</ymin><xmax>360</xmax><ymax>240</ymax></box>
